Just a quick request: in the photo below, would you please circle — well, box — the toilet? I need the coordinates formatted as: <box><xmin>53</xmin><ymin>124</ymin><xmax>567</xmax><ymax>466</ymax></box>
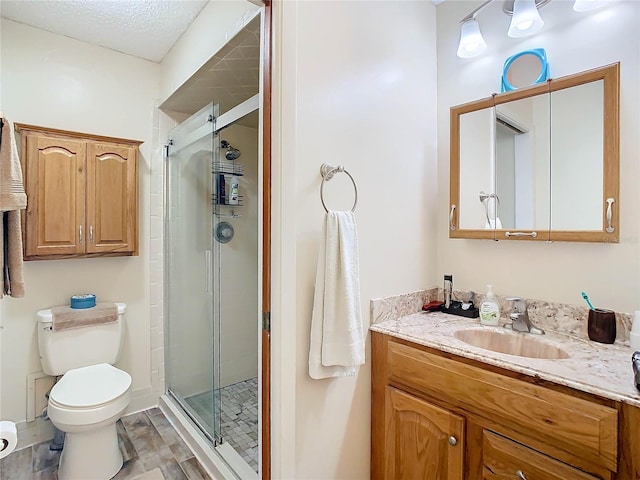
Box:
<box><xmin>37</xmin><ymin>303</ymin><xmax>131</xmax><ymax>480</ymax></box>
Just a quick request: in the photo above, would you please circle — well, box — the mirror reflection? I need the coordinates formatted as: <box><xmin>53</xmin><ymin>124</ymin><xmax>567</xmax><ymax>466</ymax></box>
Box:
<box><xmin>494</xmin><ymin>94</ymin><xmax>550</xmax><ymax>231</ymax></box>
<box><xmin>550</xmin><ymin>80</ymin><xmax>604</xmax><ymax>230</ymax></box>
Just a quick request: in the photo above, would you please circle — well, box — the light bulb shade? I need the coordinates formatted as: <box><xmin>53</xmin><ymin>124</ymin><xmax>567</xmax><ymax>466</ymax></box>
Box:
<box><xmin>508</xmin><ymin>0</ymin><xmax>544</xmax><ymax>38</ymax></box>
<box><xmin>457</xmin><ymin>19</ymin><xmax>487</xmax><ymax>58</ymax></box>
<box><xmin>573</xmin><ymin>0</ymin><xmax>607</xmax><ymax>11</ymax></box>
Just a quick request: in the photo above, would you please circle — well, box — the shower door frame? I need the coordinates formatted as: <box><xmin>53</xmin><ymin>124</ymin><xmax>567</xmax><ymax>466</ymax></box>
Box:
<box><xmin>259</xmin><ymin>2</ymin><xmax>272</xmax><ymax>480</ymax></box>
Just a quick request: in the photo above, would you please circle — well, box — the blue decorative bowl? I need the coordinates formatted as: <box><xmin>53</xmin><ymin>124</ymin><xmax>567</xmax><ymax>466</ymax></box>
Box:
<box><xmin>70</xmin><ymin>294</ymin><xmax>96</xmax><ymax>309</ymax></box>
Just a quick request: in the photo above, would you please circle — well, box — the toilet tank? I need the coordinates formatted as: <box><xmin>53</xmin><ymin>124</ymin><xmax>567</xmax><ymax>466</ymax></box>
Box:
<box><xmin>37</xmin><ymin>303</ymin><xmax>126</xmax><ymax>376</ymax></box>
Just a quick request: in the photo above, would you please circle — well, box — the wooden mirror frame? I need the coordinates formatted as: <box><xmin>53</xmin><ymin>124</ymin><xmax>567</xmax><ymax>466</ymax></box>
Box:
<box><xmin>449</xmin><ymin>63</ymin><xmax>619</xmax><ymax>243</ymax></box>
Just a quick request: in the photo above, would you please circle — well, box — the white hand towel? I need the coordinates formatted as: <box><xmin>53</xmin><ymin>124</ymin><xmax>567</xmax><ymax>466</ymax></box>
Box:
<box><xmin>309</xmin><ymin>210</ymin><xmax>364</xmax><ymax>379</ymax></box>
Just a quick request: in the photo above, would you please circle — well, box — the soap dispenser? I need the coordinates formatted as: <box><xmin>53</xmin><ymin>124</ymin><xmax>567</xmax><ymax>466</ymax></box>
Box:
<box><xmin>479</xmin><ymin>285</ymin><xmax>500</xmax><ymax>326</ymax></box>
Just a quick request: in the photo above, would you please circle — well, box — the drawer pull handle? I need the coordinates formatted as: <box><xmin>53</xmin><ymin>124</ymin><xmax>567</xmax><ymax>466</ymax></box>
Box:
<box><xmin>516</xmin><ymin>470</ymin><xmax>527</xmax><ymax>480</ymax></box>
<box><xmin>448</xmin><ymin>436</ymin><xmax>458</xmax><ymax>446</ymax></box>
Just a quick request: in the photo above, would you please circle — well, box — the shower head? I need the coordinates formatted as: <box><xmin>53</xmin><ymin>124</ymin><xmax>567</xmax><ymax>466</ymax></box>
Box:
<box><xmin>226</xmin><ymin>148</ymin><xmax>241</xmax><ymax>161</ymax></box>
<box><xmin>220</xmin><ymin>140</ymin><xmax>241</xmax><ymax>161</ymax></box>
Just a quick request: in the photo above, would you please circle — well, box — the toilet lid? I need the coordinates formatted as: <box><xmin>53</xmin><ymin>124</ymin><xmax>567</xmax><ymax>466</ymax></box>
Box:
<box><xmin>50</xmin><ymin>363</ymin><xmax>131</xmax><ymax>408</ymax></box>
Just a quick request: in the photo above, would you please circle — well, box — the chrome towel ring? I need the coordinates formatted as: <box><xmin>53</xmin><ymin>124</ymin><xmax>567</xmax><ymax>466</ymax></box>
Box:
<box><xmin>320</xmin><ymin>163</ymin><xmax>358</xmax><ymax>213</ymax></box>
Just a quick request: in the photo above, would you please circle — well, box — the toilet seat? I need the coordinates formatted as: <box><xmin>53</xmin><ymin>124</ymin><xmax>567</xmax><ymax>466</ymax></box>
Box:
<box><xmin>48</xmin><ymin>364</ymin><xmax>131</xmax><ymax>427</ymax></box>
<box><xmin>50</xmin><ymin>363</ymin><xmax>131</xmax><ymax>408</ymax></box>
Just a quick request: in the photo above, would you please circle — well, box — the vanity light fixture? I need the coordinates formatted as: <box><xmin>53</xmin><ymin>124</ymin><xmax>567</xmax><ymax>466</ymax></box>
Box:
<box><xmin>456</xmin><ymin>0</ymin><xmax>604</xmax><ymax>58</ymax></box>
<box><xmin>573</xmin><ymin>0</ymin><xmax>608</xmax><ymax>11</ymax></box>
<box><xmin>457</xmin><ymin>18</ymin><xmax>488</xmax><ymax>58</ymax></box>
<box><xmin>508</xmin><ymin>0</ymin><xmax>544</xmax><ymax>37</ymax></box>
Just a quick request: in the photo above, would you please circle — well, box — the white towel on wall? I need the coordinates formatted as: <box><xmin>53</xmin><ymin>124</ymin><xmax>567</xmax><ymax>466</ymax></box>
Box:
<box><xmin>309</xmin><ymin>210</ymin><xmax>364</xmax><ymax>379</ymax></box>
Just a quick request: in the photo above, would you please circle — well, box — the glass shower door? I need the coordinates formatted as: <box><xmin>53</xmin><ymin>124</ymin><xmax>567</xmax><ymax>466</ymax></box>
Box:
<box><xmin>165</xmin><ymin>102</ymin><xmax>222</xmax><ymax>444</ymax></box>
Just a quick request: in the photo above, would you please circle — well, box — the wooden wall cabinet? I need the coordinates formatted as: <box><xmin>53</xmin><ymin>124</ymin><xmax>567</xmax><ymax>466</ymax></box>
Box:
<box><xmin>16</xmin><ymin>124</ymin><xmax>142</xmax><ymax>260</ymax></box>
<box><xmin>372</xmin><ymin>332</ymin><xmax>640</xmax><ymax>480</ymax></box>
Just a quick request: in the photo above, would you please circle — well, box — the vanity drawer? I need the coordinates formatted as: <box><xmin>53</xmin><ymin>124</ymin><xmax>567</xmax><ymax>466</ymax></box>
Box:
<box><xmin>386</xmin><ymin>340</ymin><xmax>618</xmax><ymax>471</ymax></box>
<box><xmin>482</xmin><ymin>430</ymin><xmax>600</xmax><ymax>480</ymax></box>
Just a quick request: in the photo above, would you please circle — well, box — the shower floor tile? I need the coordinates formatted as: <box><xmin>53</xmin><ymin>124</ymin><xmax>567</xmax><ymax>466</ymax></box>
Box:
<box><xmin>0</xmin><ymin>409</ymin><xmax>211</xmax><ymax>480</ymax></box>
<box><xmin>186</xmin><ymin>377</ymin><xmax>259</xmax><ymax>473</ymax></box>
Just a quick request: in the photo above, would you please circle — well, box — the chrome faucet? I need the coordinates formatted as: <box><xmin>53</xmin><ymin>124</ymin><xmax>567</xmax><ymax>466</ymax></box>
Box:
<box><xmin>505</xmin><ymin>297</ymin><xmax>544</xmax><ymax>335</ymax></box>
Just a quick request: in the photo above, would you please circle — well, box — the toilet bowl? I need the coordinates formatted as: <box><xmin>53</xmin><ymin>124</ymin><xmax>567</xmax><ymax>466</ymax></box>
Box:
<box><xmin>47</xmin><ymin>363</ymin><xmax>132</xmax><ymax>480</ymax></box>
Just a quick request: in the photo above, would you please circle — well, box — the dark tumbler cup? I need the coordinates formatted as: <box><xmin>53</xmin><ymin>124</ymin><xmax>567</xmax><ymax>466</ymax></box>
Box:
<box><xmin>588</xmin><ymin>308</ymin><xmax>616</xmax><ymax>344</ymax></box>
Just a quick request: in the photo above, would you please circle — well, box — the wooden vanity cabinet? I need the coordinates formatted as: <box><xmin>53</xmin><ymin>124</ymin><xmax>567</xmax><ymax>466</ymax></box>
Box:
<box><xmin>385</xmin><ymin>386</ymin><xmax>464</xmax><ymax>479</ymax></box>
<box><xmin>16</xmin><ymin>124</ymin><xmax>141</xmax><ymax>260</ymax></box>
<box><xmin>372</xmin><ymin>332</ymin><xmax>640</xmax><ymax>480</ymax></box>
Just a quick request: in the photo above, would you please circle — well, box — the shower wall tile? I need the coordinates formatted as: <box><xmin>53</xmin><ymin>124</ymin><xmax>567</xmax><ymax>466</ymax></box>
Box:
<box><xmin>150</xmin><ymin>283</ymin><xmax>161</xmax><ymax>308</ymax></box>
<box><xmin>150</xmin><ymin>218</ymin><xmax>163</xmax><ymax>242</ymax></box>
<box><xmin>150</xmin><ymin>193</ymin><xmax>162</xmax><ymax>217</ymax></box>
<box><xmin>149</xmin><ymin>105</ymin><xmax>176</xmax><ymax>397</ymax></box>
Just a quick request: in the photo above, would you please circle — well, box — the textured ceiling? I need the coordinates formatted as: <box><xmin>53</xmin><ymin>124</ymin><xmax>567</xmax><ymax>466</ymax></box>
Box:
<box><xmin>0</xmin><ymin>0</ymin><xmax>210</xmax><ymax>63</ymax></box>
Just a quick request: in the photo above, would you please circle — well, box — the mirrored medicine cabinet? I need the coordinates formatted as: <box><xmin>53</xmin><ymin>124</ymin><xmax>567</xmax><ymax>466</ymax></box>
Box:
<box><xmin>449</xmin><ymin>63</ymin><xmax>619</xmax><ymax>242</ymax></box>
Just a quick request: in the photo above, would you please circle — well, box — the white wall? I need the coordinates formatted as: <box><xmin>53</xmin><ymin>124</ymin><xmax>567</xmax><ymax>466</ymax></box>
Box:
<box><xmin>436</xmin><ymin>1</ymin><xmax>640</xmax><ymax>311</ymax></box>
<box><xmin>271</xmin><ymin>1</ymin><xmax>438</xmax><ymax>477</ymax></box>
<box><xmin>218</xmin><ymin>124</ymin><xmax>259</xmax><ymax>387</ymax></box>
<box><xmin>0</xmin><ymin>19</ymin><xmax>159</xmax><ymax>423</ymax></box>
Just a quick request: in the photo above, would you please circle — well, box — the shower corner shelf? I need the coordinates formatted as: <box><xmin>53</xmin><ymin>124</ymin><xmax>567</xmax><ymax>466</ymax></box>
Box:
<box><xmin>213</xmin><ymin>160</ymin><xmax>244</xmax><ymax>217</ymax></box>
<box><xmin>212</xmin><ymin>162</ymin><xmax>245</xmax><ymax>177</ymax></box>
<box><xmin>212</xmin><ymin>195</ymin><xmax>244</xmax><ymax>218</ymax></box>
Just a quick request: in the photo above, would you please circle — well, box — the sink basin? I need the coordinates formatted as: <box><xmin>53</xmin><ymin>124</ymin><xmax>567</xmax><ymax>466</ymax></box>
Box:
<box><xmin>454</xmin><ymin>329</ymin><xmax>570</xmax><ymax>359</ymax></box>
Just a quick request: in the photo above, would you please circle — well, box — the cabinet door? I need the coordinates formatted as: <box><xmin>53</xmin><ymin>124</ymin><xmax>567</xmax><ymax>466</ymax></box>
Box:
<box><xmin>86</xmin><ymin>142</ymin><xmax>137</xmax><ymax>254</ymax></box>
<box><xmin>24</xmin><ymin>134</ymin><xmax>86</xmax><ymax>256</ymax></box>
<box><xmin>385</xmin><ymin>387</ymin><xmax>464</xmax><ymax>480</ymax></box>
<box><xmin>482</xmin><ymin>430</ymin><xmax>600</xmax><ymax>480</ymax></box>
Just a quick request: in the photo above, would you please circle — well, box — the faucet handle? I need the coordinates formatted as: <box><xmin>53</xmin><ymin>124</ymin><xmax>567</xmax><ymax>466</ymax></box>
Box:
<box><xmin>505</xmin><ymin>297</ymin><xmax>527</xmax><ymax>312</ymax></box>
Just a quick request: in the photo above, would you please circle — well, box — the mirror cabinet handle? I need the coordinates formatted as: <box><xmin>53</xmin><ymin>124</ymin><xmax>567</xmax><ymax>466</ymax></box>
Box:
<box><xmin>606</xmin><ymin>197</ymin><xmax>615</xmax><ymax>233</ymax></box>
<box><xmin>505</xmin><ymin>231</ymin><xmax>537</xmax><ymax>238</ymax></box>
<box><xmin>449</xmin><ymin>205</ymin><xmax>457</xmax><ymax>231</ymax></box>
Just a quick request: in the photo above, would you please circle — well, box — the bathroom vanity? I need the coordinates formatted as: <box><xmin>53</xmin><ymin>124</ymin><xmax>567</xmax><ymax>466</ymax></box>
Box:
<box><xmin>371</xmin><ymin>312</ymin><xmax>640</xmax><ymax>480</ymax></box>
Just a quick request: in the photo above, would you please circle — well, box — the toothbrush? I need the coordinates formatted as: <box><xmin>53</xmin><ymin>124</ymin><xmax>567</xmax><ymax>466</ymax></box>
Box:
<box><xmin>581</xmin><ymin>291</ymin><xmax>595</xmax><ymax>310</ymax></box>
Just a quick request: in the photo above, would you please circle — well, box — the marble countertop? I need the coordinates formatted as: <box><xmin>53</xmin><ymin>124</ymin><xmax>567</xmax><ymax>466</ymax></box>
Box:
<box><xmin>370</xmin><ymin>311</ymin><xmax>640</xmax><ymax>408</ymax></box>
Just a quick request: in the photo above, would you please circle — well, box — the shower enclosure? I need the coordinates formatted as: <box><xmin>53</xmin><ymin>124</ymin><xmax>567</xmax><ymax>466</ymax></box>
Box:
<box><xmin>165</xmin><ymin>100</ymin><xmax>260</xmax><ymax>474</ymax></box>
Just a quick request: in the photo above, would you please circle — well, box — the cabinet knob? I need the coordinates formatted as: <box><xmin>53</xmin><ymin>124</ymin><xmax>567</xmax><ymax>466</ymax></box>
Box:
<box><xmin>448</xmin><ymin>436</ymin><xmax>458</xmax><ymax>446</ymax></box>
<box><xmin>516</xmin><ymin>470</ymin><xmax>527</xmax><ymax>480</ymax></box>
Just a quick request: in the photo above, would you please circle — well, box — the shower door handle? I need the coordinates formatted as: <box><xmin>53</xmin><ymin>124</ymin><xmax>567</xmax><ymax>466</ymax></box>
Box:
<box><xmin>205</xmin><ymin>250</ymin><xmax>212</xmax><ymax>294</ymax></box>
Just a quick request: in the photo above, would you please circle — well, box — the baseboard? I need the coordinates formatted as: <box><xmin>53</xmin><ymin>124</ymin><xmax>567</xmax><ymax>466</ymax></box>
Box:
<box><xmin>159</xmin><ymin>395</ymin><xmax>238</xmax><ymax>480</ymax></box>
<box><xmin>126</xmin><ymin>386</ymin><xmax>159</xmax><ymax>415</ymax></box>
<box><xmin>15</xmin><ymin>416</ymin><xmax>54</xmax><ymax>451</ymax></box>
